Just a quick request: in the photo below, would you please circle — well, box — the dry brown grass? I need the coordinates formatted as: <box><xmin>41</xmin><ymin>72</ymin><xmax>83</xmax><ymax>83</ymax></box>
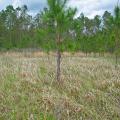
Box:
<box><xmin>0</xmin><ymin>52</ymin><xmax>120</xmax><ymax>120</ymax></box>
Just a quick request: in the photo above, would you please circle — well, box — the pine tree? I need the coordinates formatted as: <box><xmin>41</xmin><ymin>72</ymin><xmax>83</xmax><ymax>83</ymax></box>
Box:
<box><xmin>38</xmin><ymin>0</ymin><xmax>76</xmax><ymax>81</ymax></box>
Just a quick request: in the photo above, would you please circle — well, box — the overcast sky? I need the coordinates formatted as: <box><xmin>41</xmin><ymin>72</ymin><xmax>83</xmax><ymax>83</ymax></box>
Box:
<box><xmin>0</xmin><ymin>0</ymin><xmax>118</xmax><ymax>18</ymax></box>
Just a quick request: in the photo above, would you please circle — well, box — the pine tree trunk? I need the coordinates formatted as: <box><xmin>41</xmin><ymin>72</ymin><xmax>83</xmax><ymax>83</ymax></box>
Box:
<box><xmin>115</xmin><ymin>53</ymin><xmax>118</xmax><ymax>69</ymax></box>
<box><xmin>56</xmin><ymin>33</ymin><xmax>61</xmax><ymax>82</ymax></box>
<box><xmin>56</xmin><ymin>32</ymin><xmax>61</xmax><ymax>82</ymax></box>
<box><xmin>56</xmin><ymin>49</ymin><xmax>61</xmax><ymax>81</ymax></box>
<box><xmin>115</xmin><ymin>36</ymin><xmax>118</xmax><ymax>69</ymax></box>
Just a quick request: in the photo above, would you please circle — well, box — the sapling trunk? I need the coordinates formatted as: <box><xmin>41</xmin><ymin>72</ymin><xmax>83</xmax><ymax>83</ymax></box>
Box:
<box><xmin>56</xmin><ymin>33</ymin><xmax>61</xmax><ymax>82</ymax></box>
<box><xmin>115</xmin><ymin>53</ymin><xmax>118</xmax><ymax>69</ymax></box>
<box><xmin>115</xmin><ymin>36</ymin><xmax>119</xmax><ymax>69</ymax></box>
<box><xmin>56</xmin><ymin>49</ymin><xmax>61</xmax><ymax>81</ymax></box>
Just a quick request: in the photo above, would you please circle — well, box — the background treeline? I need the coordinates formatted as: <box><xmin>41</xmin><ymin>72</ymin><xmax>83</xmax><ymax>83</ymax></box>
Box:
<box><xmin>0</xmin><ymin>5</ymin><xmax>119</xmax><ymax>55</ymax></box>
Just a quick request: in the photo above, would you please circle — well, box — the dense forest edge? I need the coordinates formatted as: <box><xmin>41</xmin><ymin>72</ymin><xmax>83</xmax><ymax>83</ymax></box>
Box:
<box><xmin>0</xmin><ymin>4</ymin><xmax>120</xmax><ymax>55</ymax></box>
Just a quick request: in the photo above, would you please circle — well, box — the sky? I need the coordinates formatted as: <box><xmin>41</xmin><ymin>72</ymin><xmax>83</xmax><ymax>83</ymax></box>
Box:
<box><xmin>0</xmin><ymin>0</ymin><xmax>118</xmax><ymax>18</ymax></box>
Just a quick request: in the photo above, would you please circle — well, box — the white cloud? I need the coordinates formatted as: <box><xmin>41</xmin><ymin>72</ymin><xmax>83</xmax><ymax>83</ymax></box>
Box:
<box><xmin>12</xmin><ymin>0</ymin><xmax>22</xmax><ymax>8</ymax></box>
<box><xmin>0</xmin><ymin>0</ymin><xmax>118</xmax><ymax>18</ymax></box>
<box><xmin>68</xmin><ymin>0</ymin><xmax>117</xmax><ymax>18</ymax></box>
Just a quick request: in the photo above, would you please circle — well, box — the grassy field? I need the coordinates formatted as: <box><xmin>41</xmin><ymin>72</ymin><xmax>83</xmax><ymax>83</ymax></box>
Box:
<box><xmin>0</xmin><ymin>52</ymin><xmax>120</xmax><ymax>120</ymax></box>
